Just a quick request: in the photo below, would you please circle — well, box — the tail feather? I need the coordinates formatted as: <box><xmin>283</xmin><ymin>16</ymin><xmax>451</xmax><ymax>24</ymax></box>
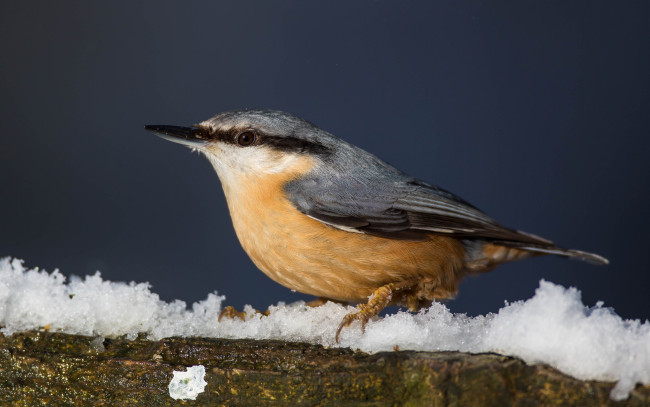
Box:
<box><xmin>482</xmin><ymin>227</ymin><xmax>609</xmax><ymax>265</ymax></box>
<box><xmin>463</xmin><ymin>237</ymin><xmax>609</xmax><ymax>273</ymax></box>
<box><xmin>512</xmin><ymin>244</ymin><xmax>609</xmax><ymax>265</ymax></box>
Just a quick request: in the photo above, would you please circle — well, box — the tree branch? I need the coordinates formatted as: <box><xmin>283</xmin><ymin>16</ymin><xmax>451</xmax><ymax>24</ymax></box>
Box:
<box><xmin>1</xmin><ymin>331</ymin><xmax>647</xmax><ymax>406</ymax></box>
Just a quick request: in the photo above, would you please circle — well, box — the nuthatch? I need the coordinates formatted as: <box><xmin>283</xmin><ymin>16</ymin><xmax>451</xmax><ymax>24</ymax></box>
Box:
<box><xmin>145</xmin><ymin>110</ymin><xmax>608</xmax><ymax>341</ymax></box>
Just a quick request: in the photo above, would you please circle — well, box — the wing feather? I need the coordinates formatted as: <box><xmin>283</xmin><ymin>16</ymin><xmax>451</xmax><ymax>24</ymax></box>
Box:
<box><xmin>281</xmin><ymin>135</ymin><xmax>607</xmax><ymax>264</ymax></box>
<box><xmin>291</xmin><ymin>176</ymin><xmax>553</xmax><ymax>246</ymax></box>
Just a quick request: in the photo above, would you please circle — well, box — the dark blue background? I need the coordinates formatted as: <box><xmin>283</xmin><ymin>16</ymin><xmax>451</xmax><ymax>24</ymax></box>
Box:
<box><xmin>1</xmin><ymin>2</ymin><xmax>648</xmax><ymax>319</ymax></box>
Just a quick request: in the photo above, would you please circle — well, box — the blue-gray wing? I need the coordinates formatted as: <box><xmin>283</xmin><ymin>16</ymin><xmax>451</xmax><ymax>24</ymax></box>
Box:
<box><xmin>285</xmin><ymin>173</ymin><xmax>552</xmax><ymax>246</ymax></box>
<box><xmin>282</xmin><ymin>139</ymin><xmax>607</xmax><ymax>264</ymax></box>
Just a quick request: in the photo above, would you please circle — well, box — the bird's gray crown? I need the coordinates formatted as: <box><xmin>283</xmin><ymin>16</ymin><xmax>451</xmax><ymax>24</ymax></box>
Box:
<box><xmin>198</xmin><ymin>109</ymin><xmax>334</xmax><ymax>155</ymax></box>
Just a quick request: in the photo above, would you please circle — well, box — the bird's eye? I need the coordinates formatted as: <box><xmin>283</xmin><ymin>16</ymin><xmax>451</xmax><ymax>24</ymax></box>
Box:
<box><xmin>237</xmin><ymin>131</ymin><xmax>256</xmax><ymax>146</ymax></box>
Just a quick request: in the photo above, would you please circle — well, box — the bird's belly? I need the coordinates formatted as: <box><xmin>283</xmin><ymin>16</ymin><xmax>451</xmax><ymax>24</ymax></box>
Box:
<box><xmin>227</xmin><ymin>192</ymin><xmax>466</xmax><ymax>302</ymax></box>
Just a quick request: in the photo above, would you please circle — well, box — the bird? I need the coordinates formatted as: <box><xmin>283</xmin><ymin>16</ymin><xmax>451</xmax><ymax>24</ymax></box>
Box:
<box><xmin>145</xmin><ymin>110</ymin><xmax>608</xmax><ymax>341</ymax></box>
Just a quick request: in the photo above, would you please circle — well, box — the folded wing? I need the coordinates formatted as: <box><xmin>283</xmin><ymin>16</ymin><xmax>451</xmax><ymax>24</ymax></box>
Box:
<box><xmin>288</xmin><ymin>176</ymin><xmax>608</xmax><ymax>265</ymax></box>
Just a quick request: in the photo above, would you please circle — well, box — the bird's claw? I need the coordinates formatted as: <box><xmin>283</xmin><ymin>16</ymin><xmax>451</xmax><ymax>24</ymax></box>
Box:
<box><xmin>335</xmin><ymin>309</ymin><xmax>371</xmax><ymax>342</ymax></box>
<box><xmin>218</xmin><ymin>306</ymin><xmax>247</xmax><ymax>322</ymax></box>
<box><xmin>335</xmin><ymin>284</ymin><xmax>397</xmax><ymax>342</ymax></box>
<box><xmin>218</xmin><ymin>306</ymin><xmax>271</xmax><ymax>322</ymax></box>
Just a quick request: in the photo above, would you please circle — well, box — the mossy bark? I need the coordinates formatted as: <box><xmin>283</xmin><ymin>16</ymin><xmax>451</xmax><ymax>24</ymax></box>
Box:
<box><xmin>0</xmin><ymin>330</ymin><xmax>647</xmax><ymax>406</ymax></box>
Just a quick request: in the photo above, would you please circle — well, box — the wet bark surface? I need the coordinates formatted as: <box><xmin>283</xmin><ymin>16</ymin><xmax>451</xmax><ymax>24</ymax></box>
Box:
<box><xmin>0</xmin><ymin>330</ymin><xmax>647</xmax><ymax>406</ymax></box>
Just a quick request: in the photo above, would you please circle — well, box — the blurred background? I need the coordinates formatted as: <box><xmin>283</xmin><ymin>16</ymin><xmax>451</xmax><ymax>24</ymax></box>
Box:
<box><xmin>1</xmin><ymin>1</ymin><xmax>648</xmax><ymax>320</ymax></box>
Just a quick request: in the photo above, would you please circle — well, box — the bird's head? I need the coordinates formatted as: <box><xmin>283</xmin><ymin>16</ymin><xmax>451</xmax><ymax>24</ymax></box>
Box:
<box><xmin>146</xmin><ymin>110</ymin><xmax>334</xmax><ymax>186</ymax></box>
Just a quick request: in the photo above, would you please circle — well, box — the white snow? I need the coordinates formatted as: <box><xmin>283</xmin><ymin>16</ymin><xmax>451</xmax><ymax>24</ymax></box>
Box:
<box><xmin>168</xmin><ymin>365</ymin><xmax>207</xmax><ymax>400</ymax></box>
<box><xmin>1</xmin><ymin>257</ymin><xmax>648</xmax><ymax>400</ymax></box>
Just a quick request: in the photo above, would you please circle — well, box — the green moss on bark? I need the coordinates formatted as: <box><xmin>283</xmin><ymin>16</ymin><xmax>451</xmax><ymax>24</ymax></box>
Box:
<box><xmin>0</xmin><ymin>331</ymin><xmax>647</xmax><ymax>406</ymax></box>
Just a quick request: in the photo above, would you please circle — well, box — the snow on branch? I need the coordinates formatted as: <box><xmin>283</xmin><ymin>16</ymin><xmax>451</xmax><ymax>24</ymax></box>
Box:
<box><xmin>0</xmin><ymin>257</ymin><xmax>648</xmax><ymax>400</ymax></box>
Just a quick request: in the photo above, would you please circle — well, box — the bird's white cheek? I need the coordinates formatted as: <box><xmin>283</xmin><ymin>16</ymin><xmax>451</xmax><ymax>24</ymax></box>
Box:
<box><xmin>204</xmin><ymin>144</ymin><xmax>301</xmax><ymax>173</ymax></box>
<box><xmin>201</xmin><ymin>144</ymin><xmax>306</xmax><ymax>191</ymax></box>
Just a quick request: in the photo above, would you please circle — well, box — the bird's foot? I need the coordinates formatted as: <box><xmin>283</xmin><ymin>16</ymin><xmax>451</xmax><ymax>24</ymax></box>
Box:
<box><xmin>306</xmin><ymin>297</ymin><xmax>344</xmax><ymax>308</ymax></box>
<box><xmin>218</xmin><ymin>306</ymin><xmax>247</xmax><ymax>322</ymax></box>
<box><xmin>305</xmin><ymin>297</ymin><xmax>330</xmax><ymax>308</ymax></box>
<box><xmin>335</xmin><ymin>284</ymin><xmax>397</xmax><ymax>342</ymax></box>
<box><xmin>218</xmin><ymin>306</ymin><xmax>269</xmax><ymax>322</ymax></box>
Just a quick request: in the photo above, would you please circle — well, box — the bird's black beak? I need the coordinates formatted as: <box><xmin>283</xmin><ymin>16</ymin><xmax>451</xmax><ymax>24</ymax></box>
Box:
<box><xmin>144</xmin><ymin>125</ymin><xmax>208</xmax><ymax>148</ymax></box>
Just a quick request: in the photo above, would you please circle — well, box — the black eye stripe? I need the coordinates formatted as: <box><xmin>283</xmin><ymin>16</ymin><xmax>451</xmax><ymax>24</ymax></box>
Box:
<box><xmin>262</xmin><ymin>136</ymin><xmax>331</xmax><ymax>155</ymax></box>
<box><xmin>204</xmin><ymin>128</ymin><xmax>330</xmax><ymax>155</ymax></box>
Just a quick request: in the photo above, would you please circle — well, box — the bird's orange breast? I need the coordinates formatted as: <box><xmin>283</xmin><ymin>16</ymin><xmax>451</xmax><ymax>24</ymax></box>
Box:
<box><xmin>219</xmin><ymin>156</ymin><xmax>466</xmax><ymax>303</ymax></box>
